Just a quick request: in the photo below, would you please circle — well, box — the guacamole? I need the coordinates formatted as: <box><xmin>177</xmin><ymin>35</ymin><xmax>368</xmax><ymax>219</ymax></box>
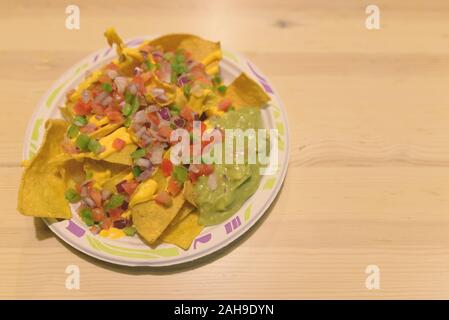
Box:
<box><xmin>194</xmin><ymin>107</ymin><xmax>263</xmax><ymax>225</ymax></box>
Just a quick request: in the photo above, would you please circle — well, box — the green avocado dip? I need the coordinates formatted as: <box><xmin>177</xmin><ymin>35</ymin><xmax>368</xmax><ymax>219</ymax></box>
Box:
<box><xmin>193</xmin><ymin>107</ymin><xmax>264</xmax><ymax>226</ymax></box>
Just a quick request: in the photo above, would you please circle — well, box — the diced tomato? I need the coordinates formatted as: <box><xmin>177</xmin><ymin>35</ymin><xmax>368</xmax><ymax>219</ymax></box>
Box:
<box><xmin>106</xmin><ymin>110</ymin><xmax>124</xmax><ymax>123</ymax></box>
<box><xmin>189</xmin><ymin>164</ymin><xmax>214</xmax><ymax>182</ymax></box>
<box><xmin>121</xmin><ymin>180</ymin><xmax>139</xmax><ymax>196</ymax></box>
<box><xmin>99</xmin><ymin>74</ymin><xmax>112</xmax><ymax>84</ymax></box>
<box><xmin>73</xmin><ymin>101</ymin><xmax>92</xmax><ymax>115</ymax></box>
<box><xmin>89</xmin><ymin>225</ymin><xmax>101</xmax><ymax>234</ymax></box>
<box><xmin>167</xmin><ymin>178</ymin><xmax>181</xmax><ymax>196</ymax></box>
<box><xmin>158</xmin><ymin>126</ymin><xmax>173</xmax><ymax>139</ymax></box>
<box><xmin>160</xmin><ymin>159</ymin><xmax>173</xmax><ymax>177</ymax></box>
<box><xmin>92</xmin><ymin>208</ymin><xmax>105</xmax><ymax>222</ymax></box>
<box><xmin>199</xmin><ymin>164</ymin><xmax>214</xmax><ymax>176</ymax></box>
<box><xmin>66</xmin><ymin>89</ymin><xmax>76</xmax><ymax>100</ymax></box>
<box><xmin>132</xmin><ymin>75</ymin><xmax>145</xmax><ymax>93</ymax></box>
<box><xmin>91</xmin><ymin>103</ymin><xmax>105</xmax><ymax>116</ymax></box>
<box><xmin>218</xmin><ymin>98</ymin><xmax>232</xmax><ymax>112</ymax></box>
<box><xmin>89</xmin><ymin>189</ymin><xmax>103</xmax><ymax>208</ymax></box>
<box><xmin>108</xmin><ymin>208</ymin><xmax>123</xmax><ymax>221</ymax></box>
<box><xmin>180</xmin><ymin>105</ymin><xmax>194</xmax><ymax>122</ymax></box>
<box><xmin>141</xmin><ymin>71</ymin><xmax>152</xmax><ymax>83</ymax></box>
<box><xmin>154</xmin><ymin>191</ymin><xmax>172</xmax><ymax>207</ymax></box>
<box><xmin>105</xmin><ymin>63</ymin><xmax>119</xmax><ymax>70</ymax></box>
<box><xmin>140</xmin><ymin>45</ymin><xmax>153</xmax><ymax>53</ymax></box>
<box><xmin>112</xmin><ymin>138</ymin><xmax>126</xmax><ymax>151</ymax></box>
<box><xmin>101</xmin><ymin>217</ymin><xmax>112</xmax><ymax>230</ymax></box>
<box><xmin>147</xmin><ymin>112</ymin><xmax>160</xmax><ymax>126</ymax></box>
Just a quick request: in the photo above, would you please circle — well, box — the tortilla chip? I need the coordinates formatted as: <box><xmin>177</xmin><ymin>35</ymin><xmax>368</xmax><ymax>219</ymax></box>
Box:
<box><xmin>183</xmin><ymin>180</ymin><xmax>196</xmax><ymax>207</ymax></box>
<box><xmin>102</xmin><ymin>168</ymin><xmax>132</xmax><ymax>193</ymax></box>
<box><xmin>170</xmin><ymin>202</ymin><xmax>195</xmax><ymax>227</ymax></box>
<box><xmin>160</xmin><ymin>211</ymin><xmax>205</xmax><ymax>250</ymax></box>
<box><xmin>225</xmin><ymin>73</ymin><xmax>270</xmax><ymax>109</ymax></box>
<box><xmin>148</xmin><ymin>34</ymin><xmax>221</xmax><ymax>67</ymax></box>
<box><xmin>132</xmin><ymin>193</ymin><xmax>185</xmax><ymax>244</ymax></box>
<box><xmin>90</xmin><ymin>123</ymin><xmax>121</xmax><ymax>139</ymax></box>
<box><xmin>18</xmin><ymin>119</ymin><xmax>72</xmax><ymax>219</ymax></box>
<box><xmin>103</xmin><ymin>143</ymin><xmax>137</xmax><ymax>166</ymax></box>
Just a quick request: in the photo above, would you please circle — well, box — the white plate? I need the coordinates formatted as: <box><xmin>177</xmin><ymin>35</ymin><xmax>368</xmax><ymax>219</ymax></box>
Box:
<box><xmin>23</xmin><ymin>36</ymin><xmax>290</xmax><ymax>266</ymax></box>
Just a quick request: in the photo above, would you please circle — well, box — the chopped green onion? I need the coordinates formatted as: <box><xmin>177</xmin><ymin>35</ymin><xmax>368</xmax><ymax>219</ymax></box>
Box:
<box><xmin>65</xmin><ymin>188</ymin><xmax>80</xmax><ymax>203</ymax></box>
<box><xmin>87</xmin><ymin>139</ymin><xmax>102</xmax><ymax>154</ymax></box>
<box><xmin>183</xmin><ymin>84</ymin><xmax>191</xmax><ymax>97</ymax></box>
<box><xmin>122</xmin><ymin>103</ymin><xmax>133</xmax><ymax>117</ymax></box>
<box><xmin>123</xmin><ymin>226</ymin><xmax>137</xmax><ymax>236</ymax></box>
<box><xmin>125</xmin><ymin>92</ymin><xmax>132</xmax><ymax>103</ymax></box>
<box><xmin>131</xmin><ymin>148</ymin><xmax>146</xmax><ymax>160</ymax></box>
<box><xmin>213</xmin><ymin>75</ymin><xmax>222</xmax><ymax>85</ymax></box>
<box><xmin>80</xmin><ymin>208</ymin><xmax>94</xmax><ymax>226</ymax></box>
<box><xmin>73</xmin><ymin>115</ymin><xmax>88</xmax><ymax>127</ymax></box>
<box><xmin>75</xmin><ymin>134</ymin><xmax>90</xmax><ymax>152</ymax></box>
<box><xmin>124</xmin><ymin>117</ymin><xmax>132</xmax><ymax>128</ymax></box>
<box><xmin>172</xmin><ymin>166</ymin><xmax>188</xmax><ymax>184</ymax></box>
<box><xmin>105</xmin><ymin>194</ymin><xmax>125</xmax><ymax>210</ymax></box>
<box><xmin>131</xmin><ymin>166</ymin><xmax>142</xmax><ymax>178</ymax></box>
<box><xmin>101</xmin><ymin>82</ymin><xmax>113</xmax><ymax>93</ymax></box>
<box><xmin>217</xmin><ymin>85</ymin><xmax>227</xmax><ymax>94</ymax></box>
<box><xmin>144</xmin><ymin>60</ymin><xmax>154</xmax><ymax>71</ymax></box>
<box><xmin>67</xmin><ymin>125</ymin><xmax>79</xmax><ymax>139</ymax></box>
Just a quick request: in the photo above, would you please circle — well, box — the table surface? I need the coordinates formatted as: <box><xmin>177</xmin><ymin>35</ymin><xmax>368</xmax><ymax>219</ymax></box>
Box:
<box><xmin>2</xmin><ymin>0</ymin><xmax>449</xmax><ymax>299</ymax></box>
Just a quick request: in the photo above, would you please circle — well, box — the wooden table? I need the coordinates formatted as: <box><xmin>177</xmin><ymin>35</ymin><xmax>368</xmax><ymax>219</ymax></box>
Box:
<box><xmin>2</xmin><ymin>0</ymin><xmax>449</xmax><ymax>299</ymax></box>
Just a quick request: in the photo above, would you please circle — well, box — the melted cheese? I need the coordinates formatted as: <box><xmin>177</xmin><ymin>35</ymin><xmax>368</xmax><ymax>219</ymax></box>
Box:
<box><xmin>129</xmin><ymin>179</ymin><xmax>158</xmax><ymax>208</ymax></box>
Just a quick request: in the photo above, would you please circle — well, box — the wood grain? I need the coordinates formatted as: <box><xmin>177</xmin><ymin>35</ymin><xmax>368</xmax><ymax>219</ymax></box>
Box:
<box><xmin>2</xmin><ymin>0</ymin><xmax>449</xmax><ymax>299</ymax></box>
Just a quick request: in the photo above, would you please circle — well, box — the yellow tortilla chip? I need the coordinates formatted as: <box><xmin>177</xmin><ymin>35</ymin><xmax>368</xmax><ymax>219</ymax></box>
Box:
<box><xmin>102</xmin><ymin>143</ymin><xmax>137</xmax><ymax>166</ymax></box>
<box><xmin>183</xmin><ymin>180</ymin><xmax>196</xmax><ymax>207</ymax></box>
<box><xmin>104</xmin><ymin>27</ymin><xmax>143</xmax><ymax>76</ymax></box>
<box><xmin>132</xmin><ymin>193</ymin><xmax>185</xmax><ymax>244</ymax></box>
<box><xmin>18</xmin><ymin>119</ymin><xmax>72</xmax><ymax>219</ymax></box>
<box><xmin>102</xmin><ymin>168</ymin><xmax>132</xmax><ymax>193</ymax></box>
<box><xmin>225</xmin><ymin>73</ymin><xmax>270</xmax><ymax>109</ymax></box>
<box><xmin>170</xmin><ymin>202</ymin><xmax>195</xmax><ymax>227</ymax></box>
<box><xmin>148</xmin><ymin>34</ymin><xmax>221</xmax><ymax>67</ymax></box>
<box><xmin>160</xmin><ymin>211</ymin><xmax>205</xmax><ymax>250</ymax></box>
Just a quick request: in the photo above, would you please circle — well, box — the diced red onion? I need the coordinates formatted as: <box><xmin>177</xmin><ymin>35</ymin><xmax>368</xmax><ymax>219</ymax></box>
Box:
<box><xmin>115</xmin><ymin>180</ymin><xmax>126</xmax><ymax>193</ymax></box>
<box><xmin>114</xmin><ymin>77</ymin><xmax>128</xmax><ymax>94</ymax></box>
<box><xmin>173</xmin><ymin>116</ymin><xmax>185</xmax><ymax>127</ymax></box>
<box><xmin>152</xmin><ymin>88</ymin><xmax>165</xmax><ymax>97</ymax></box>
<box><xmin>177</xmin><ymin>74</ymin><xmax>190</xmax><ymax>86</ymax></box>
<box><xmin>80</xmin><ymin>123</ymin><xmax>97</xmax><ymax>134</ymax></box>
<box><xmin>134</xmin><ymin>67</ymin><xmax>143</xmax><ymax>75</ymax></box>
<box><xmin>152</xmin><ymin>51</ymin><xmax>163</xmax><ymax>59</ymax></box>
<box><xmin>94</xmin><ymin>91</ymin><xmax>108</xmax><ymax>104</ymax></box>
<box><xmin>133</xmin><ymin>110</ymin><xmax>147</xmax><ymax>124</ymax></box>
<box><xmin>101</xmin><ymin>96</ymin><xmax>113</xmax><ymax>107</ymax></box>
<box><xmin>149</xmin><ymin>145</ymin><xmax>164</xmax><ymax>164</ymax></box>
<box><xmin>157</xmin><ymin>94</ymin><xmax>168</xmax><ymax>102</ymax></box>
<box><xmin>135</xmin><ymin>158</ymin><xmax>151</xmax><ymax>168</ymax></box>
<box><xmin>81</xmin><ymin>90</ymin><xmax>90</xmax><ymax>103</ymax></box>
<box><xmin>189</xmin><ymin>164</ymin><xmax>200</xmax><ymax>174</ymax></box>
<box><xmin>140</xmin><ymin>133</ymin><xmax>153</xmax><ymax>145</ymax></box>
<box><xmin>83</xmin><ymin>196</ymin><xmax>96</xmax><ymax>208</ymax></box>
<box><xmin>207</xmin><ymin>172</ymin><xmax>218</xmax><ymax>190</ymax></box>
<box><xmin>136</xmin><ymin>168</ymin><xmax>153</xmax><ymax>182</ymax></box>
<box><xmin>135</xmin><ymin>126</ymin><xmax>146</xmax><ymax>138</ymax></box>
<box><xmin>105</xmin><ymin>69</ymin><xmax>118</xmax><ymax>79</ymax></box>
<box><xmin>80</xmin><ymin>186</ymin><xmax>88</xmax><ymax>197</ymax></box>
<box><xmin>113</xmin><ymin>219</ymin><xmax>127</xmax><ymax>229</ymax></box>
<box><xmin>128</xmin><ymin>83</ymin><xmax>138</xmax><ymax>95</ymax></box>
<box><xmin>146</xmin><ymin>104</ymin><xmax>159</xmax><ymax>113</ymax></box>
<box><xmin>101</xmin><ymin>189</ymin><xmax>111</xmax><ymax>200</ymax></box>
<box><xmin>158</xmin><ymin>107</ymin><xmax>171</xmax><ymax>121</ymax></box>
